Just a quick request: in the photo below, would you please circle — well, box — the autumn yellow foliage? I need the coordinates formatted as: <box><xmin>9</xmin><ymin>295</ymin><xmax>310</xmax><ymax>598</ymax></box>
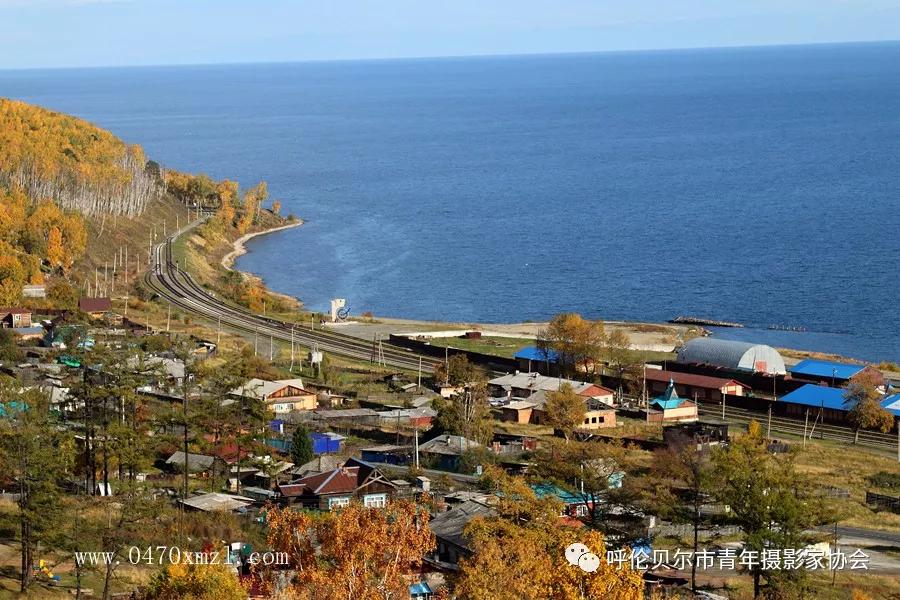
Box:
<box><xmin>0</xmin><ymin>186</ymin><xmax>88</xmax><ymax>303</ymax></box>
<box><xmin>454</xmin><ymin>467</ymin><xmax>644</xmax><ymax>600</ymax></box>
<box><xmin>0</xmin><ymin>98</ymin><xmax>162</xmax><ymax>216</ymax></box>
<box><xmin>264</xmin><ymin>500</ymin><xmax>435</xmax><ymax>600</ymax></box>
<box><xmin>142</xmin><ymin>562</ymin><xmax>247</xmax><ymax>600</ymax></box>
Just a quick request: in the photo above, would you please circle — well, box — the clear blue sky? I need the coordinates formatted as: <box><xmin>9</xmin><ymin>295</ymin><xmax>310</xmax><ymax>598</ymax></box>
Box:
<box><xmin>1</xmin><ymin>0</ymin><xmax>899</xmax><ymax>69</ymax></box>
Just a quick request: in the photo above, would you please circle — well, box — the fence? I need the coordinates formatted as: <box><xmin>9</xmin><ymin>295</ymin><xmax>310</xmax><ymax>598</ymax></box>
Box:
<box><xmin>652</xmin><ymin>523</ymin><xmax>741</xmax><ymax>539</ymax></box>
<box><xmin>865</xmin><ymin>491</ymin><xmax>900</xmax><ymax>514</ymax></box>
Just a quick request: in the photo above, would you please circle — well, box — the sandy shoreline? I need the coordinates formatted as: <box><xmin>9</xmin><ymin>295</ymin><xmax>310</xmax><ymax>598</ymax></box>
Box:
<box><xmin>218</xmin><ymin>218</ymin><xmax>691</xmax><ymax>351</ymax></box>
<box><xmin>214</xmin><ymin>218</ymin><xmax>889</xmax><ymax>365</ymax></box>
<box><xmin>221</xmin><ymin>219</ymin><xmax>304</xmax><ymax>271</ymax></box>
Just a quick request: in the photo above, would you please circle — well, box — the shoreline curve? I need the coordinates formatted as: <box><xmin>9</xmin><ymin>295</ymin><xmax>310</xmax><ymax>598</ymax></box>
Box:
<box><xmin>221</xmin><ymin>219</ymin><xmax>304</xmax><ymax>271</ymax></box>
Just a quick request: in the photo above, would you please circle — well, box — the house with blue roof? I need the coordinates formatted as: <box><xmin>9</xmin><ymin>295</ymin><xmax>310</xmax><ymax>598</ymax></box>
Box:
<box><xmin>513</xmin><ymin>346</ymin><xmax>560</xmax><ymax>375</ymax></box>
<box><xmin>789</xmin><ymin>359</ymin><xmax>881</xmax><ymax>387</ymax></box>
<box><xmin>779</xmin><ymin>384</ymin><xmax>900</xmax><ymax>423</ymax></box>
<box><xmin>408</xmin><ymin>581</ymin><xmax>433</xmax><ymax>600</ymax></box>
<box><xmin>647</xmin><ymin>380</ymin><xmax>698</xmax><ymax>424</ymax></box>
<box><xmin>531</xmin><ymin>475</ymin><xmax>624</xmax><ymax>519</ymax></box>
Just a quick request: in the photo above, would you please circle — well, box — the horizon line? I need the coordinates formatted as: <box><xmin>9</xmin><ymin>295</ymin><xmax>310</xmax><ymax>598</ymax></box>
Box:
<box><xmin>1</xmin><ymin>38</ymin><xmax>898</xmax><ymax>73</ymax></box>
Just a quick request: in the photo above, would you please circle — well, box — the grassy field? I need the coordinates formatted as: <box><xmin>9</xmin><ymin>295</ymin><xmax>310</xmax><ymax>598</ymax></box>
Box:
<box><xmin>76</xmin><ymin>196</ymin><xmax>193</xmax><ymax>289</ymax></box>
<box><xmin>793</xmin><ymin>440</ymin><xmax>900</xmax><ymax>532</ymax></box>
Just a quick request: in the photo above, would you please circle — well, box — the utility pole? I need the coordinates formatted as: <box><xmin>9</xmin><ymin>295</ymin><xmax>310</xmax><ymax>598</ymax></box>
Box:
<box><xmin>803</xmin><ymin>408</ymin><xmax>809</xmax><ymax>447</ymax></box>
<box><xmin>721</xmin><ymin>394</ymin><xmax>726</xmax><ymax>420</ymax></box>
<box><xmin>417</xmin><ymin>357</ymin><xmax>422</xmax><ymax>390</ymax></box>
<box><xmin>290</xmin><ymin>327</ymin><xmax>295</xmax><ymax>371</ymax></box>
<box><xmin>182</xmin><ymin>360</ymin><xmax>190</xmax><ymax>505</ymax></box>
<box><xmin>414</xmin><ymin>427</ymin><xmax>420</xmax><ymax>470</ymax></box>
<box><xmin>269</xmin><ymin>334</ymin><xmax>274</xmax><ymax>361</ymax></box>
<box><xmin>166</xmin><ymin>303</ymin><xmax>171</xmax><ymax>332</ymax></box>
<box><xmin>254</xmin><ymin>328</ymin><xmax>258</xmax><ymax>356</ymax></box>
<box><xmin>642</xmin><ymin>363</ymin><xmax>647</xmax><ymax>408</ymax></box>
<box><xmin>124</xmin><ymin>295</ymin><xmax>128</xmax><ymax>318</ymax></box>
<box><xmin>767</xmin><ymin>404</ymin><xmax>772</xmax><ymax>439</ymax></box>
<box><xmin>216</xmin><ymin>314</ymin><xmax>221</xmax><ymax>346</ymax></box>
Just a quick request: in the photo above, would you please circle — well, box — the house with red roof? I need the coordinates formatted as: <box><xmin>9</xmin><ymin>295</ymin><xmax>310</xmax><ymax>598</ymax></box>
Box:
<box><xmin>644</xmin><ymin>368</ymin><xmax>749</xmax><ymax>402</ymax></box>
<box><xmin>78</xmin><ymin>297</ymin><xmax>112</xmax><ymax>317</ymax></box>
<box><xmin>277</xmin><ymin>457</ymin><xmax>397</xmax><ymax>510</ymax></box>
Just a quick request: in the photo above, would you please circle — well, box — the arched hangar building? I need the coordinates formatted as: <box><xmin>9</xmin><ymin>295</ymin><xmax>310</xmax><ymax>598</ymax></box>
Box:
<box><xmin>676</xmin><ymin>338</ymin><xmax>787</xmax><ymax>376</ymax></box>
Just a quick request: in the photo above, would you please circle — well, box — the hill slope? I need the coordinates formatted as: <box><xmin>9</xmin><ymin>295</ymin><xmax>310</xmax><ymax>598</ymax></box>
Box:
<box><xmin>0</xmin><ymin>98</ymin><xmax>162</xmax><ymax>217</ymax></box>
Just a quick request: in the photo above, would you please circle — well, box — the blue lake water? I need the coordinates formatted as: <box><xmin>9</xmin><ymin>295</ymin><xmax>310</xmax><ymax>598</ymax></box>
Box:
<box><xmin>1</xmin><ymin>43</ymin><xmax>898</xmax><ymax>361</ymax></box>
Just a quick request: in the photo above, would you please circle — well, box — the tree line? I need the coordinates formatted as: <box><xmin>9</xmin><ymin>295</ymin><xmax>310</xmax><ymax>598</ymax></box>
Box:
<box><xmin>0</xmin><ymin>99</ymin><xmax>163</xmax><ymax>217</ymax></box>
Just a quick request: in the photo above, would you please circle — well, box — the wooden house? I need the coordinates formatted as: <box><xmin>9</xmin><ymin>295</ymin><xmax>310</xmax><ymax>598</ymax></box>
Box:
<box><xmin>277</xmin><ymin>458</ymin><xmax>396</xmax><ymax>510</ymax></box>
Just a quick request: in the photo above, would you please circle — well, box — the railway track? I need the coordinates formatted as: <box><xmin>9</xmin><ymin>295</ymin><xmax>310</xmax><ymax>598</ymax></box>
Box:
<box><xmin>698</xmin><ymin>404</ymin><xmax>898</xmax><ymax>453</ymax></box>
<box><xmin>144</xmin><ymin>221</ymin><xmax>436</xmax><ymax>372</ymax></box>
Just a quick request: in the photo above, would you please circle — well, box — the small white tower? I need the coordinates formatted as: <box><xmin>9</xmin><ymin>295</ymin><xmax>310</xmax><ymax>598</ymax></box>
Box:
<box><xmin>330</xmin><ymin>298</ymin><xmax>347</xmax><ymax>323</ymax></box>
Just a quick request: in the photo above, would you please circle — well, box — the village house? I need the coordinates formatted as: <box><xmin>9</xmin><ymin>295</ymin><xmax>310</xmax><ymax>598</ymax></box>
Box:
<box><xmin>788</xmin><ymin>359</ymin><xmax>884</xmax><ymax>388</ymax></box>
<box><xmin>497</xmin><ymin>400</ymin><xmax>538</xmax><ymax>424</ymax></box>
<box><xmin>418</xmin><ymin>434</ymin><xmax>481</xmax><ymax>471</ymax></box>
<box><xmin>0</xmin><ymin>307</ymin><xmax>32</xmax><ymax>329</ymax></box>
<box><xmin>229</xmin><ymin>377</ymin><xmax>318</xmax><ymax>414</ymax></box>
<box><xmin>377</xmin><ymin>406</ymin><xmax>436</xmax><ymax>428</ymax></box>
<box><xmin>531</xmin><ymin>483</ymin><xmax>592</xmax><ymax>518</ymax></box>
<box><xmin>129</xmin><ymin>355</ymin><xmax>186</xmax><ymax>390</ymax></box>
<box><xmin>429</xmin><ymin>497</ymin><xmax>496</xmax><ymax>568</ymax></box>
<box><xmin>78</xmin><ymin>297</ymin><xmax>112</xmax><ymax>318</ymax></box>
<box><xmin>647</xmin><ymin>380</ymin><xmax>699</xmax><ymax>423</ymax></box>
<box><xmin>512</xmin><ymin>346</ymin><xmax>560</xmax><ymax>375</ymax></box>
<box><xmin>277</xmin><ymin>458</ymin><xmax>396</xmax><ymax>510</ymax></box>
<box><xmin>779</xmin><ymin>384</ymin><xmax>900</xmax><ymax>424</ymax></box>
<box><xmin>576</xmin><ymin>398</ymin><xmax>618</xmax><ymax>430</ymax></box>
<box><xmin>643</xmin><ymin>368</ymin><xmax>749</xmax><ymax>402</ymax></box>
<box><xmin>494</xmin><ymin>381</ymin><xmax>617</xmax><ymax>430</ymax></box>
<box><xmin>488</xmin><ymin>372</ymin><xmax>615</xmax><ymax>404</ymax></box>
<box><xmin>316</xmin><ymin>389</ymin><xmax>351</xmax><ymax>408</ymax></box>
<box><xmin>164</xmin><ymin>450</ymin><xmax>227</xmax><ymax>477</ymax></box>
<box><xmin>361</xmin><ymin>444</ymin><xmax>412</xmax><ymax>465</ymax></box>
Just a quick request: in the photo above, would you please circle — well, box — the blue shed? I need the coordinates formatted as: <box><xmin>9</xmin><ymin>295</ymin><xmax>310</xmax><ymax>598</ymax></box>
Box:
<box><xmin>311</xmin><ymin>432</ymin><xmax>345</xmax><ymax>455</ymax></box>
<box><xmin>514</xmin><ymin>346</ymin><xmax>560</xmax><ymax>375</ymax></box>
<box><xmin>514</xmin><ymin>346</ymin><xmax>559</xmax><ymax>363</ymax></box>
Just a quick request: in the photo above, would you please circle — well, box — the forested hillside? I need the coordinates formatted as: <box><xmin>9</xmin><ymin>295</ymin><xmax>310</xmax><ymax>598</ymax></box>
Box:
<box><xmin>0</xmin><ymin>98</ymin><xmax>162</xmax><ymax>217</ymax></box>
<box><xmin>0</xmin><ymin>98</ymin><xmax>287</xmax><ymax>308</ymax></box>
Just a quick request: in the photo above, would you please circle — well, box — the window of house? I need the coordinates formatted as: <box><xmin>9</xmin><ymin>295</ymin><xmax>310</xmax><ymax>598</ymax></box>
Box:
<box><xmin>575</xmin><ymin>504</ymin><xmax>588</xmax><ymax>517</ymax></box>
<box><xmin>328</xmin><ymin>496</ymin><xmax>350</xmax><ymax>509</ymax></box>
<box><xmin>364</xmin><ymin>493</ymin><xmax>387</xmax><ymax>508</ymax></box>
